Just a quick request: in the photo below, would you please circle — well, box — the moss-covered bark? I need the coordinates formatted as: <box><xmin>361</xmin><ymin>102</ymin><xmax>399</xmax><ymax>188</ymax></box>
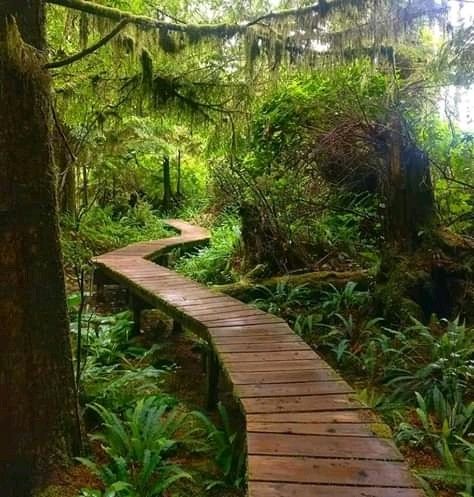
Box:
<box><xmin>0</xmin><ymin>3</ymin><xmax>82</xmax><ymax>495</ymax></box>
<box><xmin>375</xmin><ymin>229</ymin><xmax>474</xmax><ymax>324</ymax></box>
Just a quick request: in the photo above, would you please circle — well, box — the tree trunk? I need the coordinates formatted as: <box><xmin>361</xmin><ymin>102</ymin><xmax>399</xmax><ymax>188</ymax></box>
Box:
<box><xmin>162</xmin><ymin>155</ymin><xmax>172</xmax><ymax>211</ymax></box>
<box><xmin>0</xmin><ymin>3</ymin><xmax>82</xmax><ymax>496</ymax></box>
<box><xmin>82</xmin><ymin>160</ymin><xmax>89</xmax><ymax>207</ymax></box>
<box><xmin>384</xmin><ymin>116</ymin><xmax>436</xmax><ymax>249</ymax></box>
<box><xmin>176</xmin><ymin>150</ymin><xmax>182</xmax><ymax>198</ymax></box>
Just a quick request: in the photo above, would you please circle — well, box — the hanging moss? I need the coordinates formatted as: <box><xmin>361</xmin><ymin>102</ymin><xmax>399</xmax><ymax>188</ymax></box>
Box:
<box><xmin>140</xmin><ymin>49</ymin><xmax>153</xmax><ymax>92</ymax></box>
<box><xmin>272</xmin><ymin>39</ymin><xmax>284</xmax><ymax>69</ymax></box>
<box><xmin>117</xmin><ymin>34</ymin><xmax>135</xmax><ymax>54</ymax></box>
<box><xmin>79</xmin><ymin>12</ymin><xmax>89</xmax><ymax>49</ymax></box>
<box><xmin>186</xmin><ymin>26</ymin><xmax>203</xmax><ymax>45</ymax></box>
<box><xmin>159</xmin><ymin>28</ymin><xmax>178</xmax><ymax>53</ymax></box>
<box><xmin>248</xmin><ymin>35</ymin><xmax>260</xmax><ymax>66</ymax></box>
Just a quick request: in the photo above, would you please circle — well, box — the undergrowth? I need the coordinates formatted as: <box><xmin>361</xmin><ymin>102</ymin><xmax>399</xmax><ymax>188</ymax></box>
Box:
<box><xmin>173</xmin><ymin>214</ymin><xmax>241</xmax><ymax>285</ymax></box>
<box><xmin>250</xmin><ymin>280</ymin><xmax>474</xmax><ymax>497</ymax></box>
<box><xmin>61</xmin><ymin>203</ymin><xmax>171</xmax><ymax>274</ymax></box>
<box><xmin>69</xmin><ymin>301</ymin><xmax>246</xmax><ymax>497</ymax></box>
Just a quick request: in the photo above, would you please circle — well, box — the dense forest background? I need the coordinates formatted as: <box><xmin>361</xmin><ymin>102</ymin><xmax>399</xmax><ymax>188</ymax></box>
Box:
<box><xmin>0</xmin><ymin>1</ymin><xmax>473</xmax><ymax>497</ymax></box>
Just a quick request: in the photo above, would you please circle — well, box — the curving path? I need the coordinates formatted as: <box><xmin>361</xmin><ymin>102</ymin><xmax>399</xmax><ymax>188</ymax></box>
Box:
<box><xmin>93</xmin><ymin>220</ymin><xmax>425</xmax><ymax>497</ymax></box>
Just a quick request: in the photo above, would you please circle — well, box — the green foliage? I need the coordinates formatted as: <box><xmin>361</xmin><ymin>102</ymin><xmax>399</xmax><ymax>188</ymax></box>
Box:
<box><xmin>61</xmin><ymin>204</ymin><xmax>171</xmax><ymax>272</ymax></box>
<box><xmin>252</xmin><ymin>282</ymin><xmax>311</xmax><ymax>321</ymax></box>
<box><xmin>396</xmin><ymin>392</ymin><xmax>473</xmax><ymax>449</ymax></box>
<box><xmin>174</xmin><ymin>215</ymin><xmax>240</xmax><ymax>284</ymax></box>
<box><xmin>81</xmin><ymin>361</ymin><xmax>173</xmax><ymax>413</ymax></box>
<box><xmin>415</xmin><ymin>116</ymin><xmax>474</xmax><ymax>235</ymax></box>
<box><xmin>71</xmin><ymin>310</ymin><xmax>173</xmax><ymax>411</ymax></box>
<box><xmin>212</xmin><ymin>62</ymin><xmax>388</xmax><ymax>271</ymax></box>
<box><xmin>397</xmin><ymin>393</ymin><xmax>474</xmax><ymax>496</ymax></box>
<box><xmin>72</xmin><ymin>311</ymin><xmax>135</xmax><ymax>365</ymax></box>
<box><xmin>193</xmin><ymin>403</ymin><xmax>246</xmax><ymax>489</ymax></box>
<box><xmin>387</xmin><ymin>317</ymin><xmax>474</xmax><ymax>405</ymax></box>
<box><xmin>79</xmin><ymin>398</ymin><xmax>194</xmax><ymax>497</ymax></box>
<box><xmin>320</xmin><ymin>282</ymin><xmax>370</xmax><ymax>318</ymax></box>
<box><xmin>419</xmin><ymin>436</ymin><xmax>474</xmax><ymax>497</ymax></box>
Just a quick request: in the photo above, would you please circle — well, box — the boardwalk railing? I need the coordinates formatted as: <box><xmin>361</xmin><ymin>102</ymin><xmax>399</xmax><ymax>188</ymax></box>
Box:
<box><xmin>93</xmin><ymin>220</ymin><xmax>425</xmax><ymax>497</ymax></box>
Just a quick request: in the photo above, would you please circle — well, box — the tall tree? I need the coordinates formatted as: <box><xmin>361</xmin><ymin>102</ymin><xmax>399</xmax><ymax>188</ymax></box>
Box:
<box><xmin>0</xmin><ymin>2</ymin><xmax>82</xmax><ymax>496</ymax></box>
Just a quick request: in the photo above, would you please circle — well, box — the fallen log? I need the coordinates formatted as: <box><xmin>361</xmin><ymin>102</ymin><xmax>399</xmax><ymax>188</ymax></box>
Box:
<box><xmin>213</xmin><ymin>270</ymin><xmax>369</xmax><ymax>300</ymax></box>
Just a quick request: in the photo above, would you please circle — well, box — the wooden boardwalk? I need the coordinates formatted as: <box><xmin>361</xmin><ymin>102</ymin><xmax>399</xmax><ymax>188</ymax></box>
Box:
<box><xmin>93</xmin><ymin>220</ymin><xmax>424</xmax><ymax>497</ymax></box>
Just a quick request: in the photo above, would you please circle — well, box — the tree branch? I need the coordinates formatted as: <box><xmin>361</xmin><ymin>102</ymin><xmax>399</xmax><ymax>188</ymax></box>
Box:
<box><xmin>46</xmin><ymin>0</ymin><xmax>342</xmax><ymax>36</ymax></box>
<box><xmin>44</xmin><ymin>18</ymin><xmax>129</xmax><ymax>69</ymax></box>
<box><xmin>47</xmin><ymin>0</ymin><xmax>245</xmax><ymax>36</ymax></box>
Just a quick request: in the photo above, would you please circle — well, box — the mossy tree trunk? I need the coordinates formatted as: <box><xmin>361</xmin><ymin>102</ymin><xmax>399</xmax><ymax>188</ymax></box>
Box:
<box><xmin>383</xmin><ymin>116</ymin><xmax>436</xmax><ymax>249</ymax></box>
<box><xmin>0</xmin><ymin>2</ymin><xmax>82</xmax><ymax>495</ymax></box>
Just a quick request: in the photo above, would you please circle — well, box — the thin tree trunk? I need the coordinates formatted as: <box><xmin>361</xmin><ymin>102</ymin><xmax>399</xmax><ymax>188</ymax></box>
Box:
<box><xmin>82</xmin><ymin>160</ymin><xmax>89</xmax><ymax>207</ymax></box>
<box><xmin>0</xmin><ymin>3</ymin><xmax>82</xmax><ymax>495</ymax></box>
<box><xmin>176</xmin><ymin>149</ymin><xmax>182</xmax><ymax>197</ymax></box>
<box><xmin>162</xmin><ymin>155</ymin><xmax>172</xmax><ymax>211</ymax></box>
<box><xmin>53</xmin><ymin>123</ymin><xmax>76</xmax><ymax>216</ymax></box>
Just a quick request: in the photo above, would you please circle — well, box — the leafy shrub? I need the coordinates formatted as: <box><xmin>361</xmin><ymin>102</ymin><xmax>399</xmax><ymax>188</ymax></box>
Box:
<box><xmin>72</xmin><ymin>311</ymin><xmax>173</xmax><ymax>411</ymax></box>
<box><xmin>79</xmin><ymin>398</ymin><xmax>195</xmax><ymax>497</ymax></box>
<box><xmin>81</xmin><ymin>361</ymin><xmax>172</xmax><ymax>413</ymax></box>
<box><xmin>396</xmin><ymin>392</ymin><xmax>473</xmax><ymax>451</ymax></box>
<box><xmin>194</xmin><ymin>403</ymin><xmax>246</xmax><ymax>489</ymax></box>
<box><xmin>419</xmin><ymin>437</ymin><xmax>474</xmax><ymax>497</ymax></box>
<box><xmin>174</xmin><ymin>215</ymin><xmax>240</xmax><ymax>284</ymax></box>
<box><xmin>61</xmin><ymin>203</ymin><xmax>171</xmax><ymax>273</ymax></box>
<box><xmin>320</xmin><ymin>281</ymin><xmax>370</xmax><ymax>318</ymax></box>
<box><xmin>387</xmin><ymin>317</ymin><xmax>474</xmax><ymax>405</ymax></box>
<box><xmin>72</xmin><ymin>311</ymin><xmax>135</xmax><ymax>366</ymax></box>
<box><xmin>252</xmin><ymin>282</ymin><xmax>312</xmax><ymax>320</ymax></box>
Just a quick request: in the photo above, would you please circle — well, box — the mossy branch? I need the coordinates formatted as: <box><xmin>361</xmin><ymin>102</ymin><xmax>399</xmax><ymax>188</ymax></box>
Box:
<box><xmin>46</xmin><ymin>0</ymin><xmax>352</xmax><ymax>37</ymax></box>
<box><xmin>47</xmin><ymin>0</ymin><xmax>245</xmax><ymax>36</ymax></box>
<box><xmin>44</xmin><ymin>19</ymin><xmax>129</xmax><ymax>69</ymax></box>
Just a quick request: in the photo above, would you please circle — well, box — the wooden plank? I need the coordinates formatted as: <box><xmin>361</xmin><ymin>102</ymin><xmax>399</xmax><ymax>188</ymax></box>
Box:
<box><xmin>216</xmin><ymin>341</ymin><xmax>311</xmax><ymax>353</ymax></box>
<box><xmin>213</xmin><ymin>335</ymin><xmax>302</xmax><ymax>345</ymax></box>
<box><xmin>176</xmin><ymin>296</ymin><xmax>238</xmax><ymax>308</ymax></box>
<box><xmin>159</xmin><ymin>291</ymin><xmax>220</xmax><ymax>302</ymax></box>
<box><xmin>212</xmin><ymin>332</ymin><xmax>297</xmax><ymax>343</ymax></box>
<box><xmin>222</xmin><ymin>350</ymin><xmax>317</xmax><ymax>363</ymax></box>
<box><xmin>210</xmin><ymin>323</ymin><xmax>290</xmax><ymax>331</ymax></box>
<box><xmin>230</xmin><ymin>370</ymin><xmax>342</xmax><ymax>385</ymax></box>
<box><xmin>247</xmin><ymin>433</ymin><xmax>403</xmax><ymax>460</ymax></box>
<box><xmin>237</xmin><ymin>381</ymin><xmax>353</xmax><ymax>398</ymax></box>
<box><xmin>247</xmin><ymin>410</ymin><xmax>376</xmax><ymax>424</ymax></box>
<box><xmin>248</xmin><ymin>455</ymin><xmax>419</xmax><ymax>487</ymax></box>
<box><xmin>241</xmin><ymin>394</ymin><xmax>363</xmax><ymax>414</ymax></box>
<box><xmin>133</xmin><ymin>274</ymin><xmax>189</xmax><ymax>282</ymax></box>
<box><xmin>248</xmin><ymin>482</ymin><xmax>425</xmax><ymax>497</ymax></box>
<box><xmin>209</xmin><ymin>327</ymin><xmax>292</xmax><ymax>338</ymax></box>
<box><xmin>183</xmin><ymin>303</ymin><xmax>248</xmax><ymax>315</ymax></box>
<box><xmin>144</xmin><ymin>281</ymin><xmax>204</xmax><ymax>290</ymax></box>
<box><xmin>195</xmin><ymin>308</ymin><xmax>266</xmax><ymax>321</ymax></box>
<box><xmin>205</xmin><ymin>316</ymin><xmax>284</xmax><ymax>327</ymax></box>
<box><xmin>246</xmin><ymin>421</ymin><xmax>382</xmax><ymax>437</ymax></box>
<box><xmin>226</xmin><ymin>360</ymin><xmax>330</xmax><ymax>373</ymax></box>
